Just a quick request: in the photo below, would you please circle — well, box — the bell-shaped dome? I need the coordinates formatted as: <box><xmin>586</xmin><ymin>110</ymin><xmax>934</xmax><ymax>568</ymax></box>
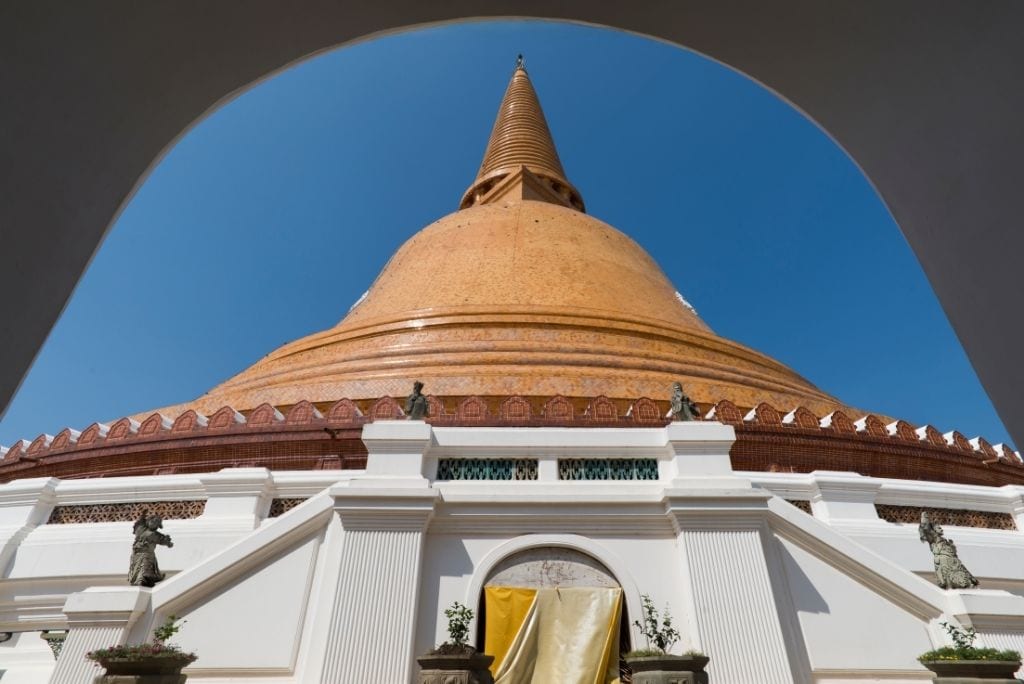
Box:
<box><xmin>164</xmin><ymin>60</ymin><xmax>845</xmax><ymax>418</ymax></box>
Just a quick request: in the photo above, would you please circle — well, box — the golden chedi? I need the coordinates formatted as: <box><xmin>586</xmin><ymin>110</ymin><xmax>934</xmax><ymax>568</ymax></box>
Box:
<box><xmin>162</xmin><ymin>61</ymin><xmax>844</xmax><ymax>420</ymax></box>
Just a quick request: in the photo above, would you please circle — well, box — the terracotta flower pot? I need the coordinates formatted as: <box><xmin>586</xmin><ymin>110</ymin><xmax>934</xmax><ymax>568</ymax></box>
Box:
<box><xmin>625</xmin><ymin>654</ymin><xmax>710</xmax><ymax>684</ymax></box>
<box><xmin>920</xmin><ymin>658</ymin><xmax>1021</xmax><ymax>681</ymax></box>
<box><xmin>417</xmin><ymin>652</ymin><xmax>495</xmax><ymax>684</ymax></box>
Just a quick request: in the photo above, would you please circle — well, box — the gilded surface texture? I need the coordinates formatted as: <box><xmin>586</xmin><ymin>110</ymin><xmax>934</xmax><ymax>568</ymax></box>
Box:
<box><xmin>148</xmin><ymin>197</ymin><xmax>842</xmax><ymax>421</ymax></box>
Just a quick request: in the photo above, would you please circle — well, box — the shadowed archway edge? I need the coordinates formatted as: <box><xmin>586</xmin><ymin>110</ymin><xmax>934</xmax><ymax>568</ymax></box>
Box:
<box><xmin>2</xmin><ymin>1</ymin><xmax>1022</xmax><ymax>446</ymax></box>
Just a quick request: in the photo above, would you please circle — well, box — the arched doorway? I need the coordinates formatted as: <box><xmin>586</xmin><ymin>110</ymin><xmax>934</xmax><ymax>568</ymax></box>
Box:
<box><xmin>477</xmin><ymin>547</ymin><xmax>632</xmax><ymax>683</ymax></box>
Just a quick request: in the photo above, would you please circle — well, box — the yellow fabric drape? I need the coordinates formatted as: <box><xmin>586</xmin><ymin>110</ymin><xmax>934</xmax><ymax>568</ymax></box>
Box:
<box><xmin>485</xmin><ymin>586</ymin><xmax>539</xmax><ymax>674</ymax></box>
<box><xmin>485</xmin><ymin>586</ymin><xmax>621</xmax><ymax>684</ymax></box>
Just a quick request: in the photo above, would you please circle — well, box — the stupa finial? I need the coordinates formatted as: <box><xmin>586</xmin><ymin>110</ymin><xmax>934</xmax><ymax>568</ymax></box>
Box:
<box><xmin>460</xmin><ymin>59</ymin><xmax>584</xmax><ymax>212</ymax></box>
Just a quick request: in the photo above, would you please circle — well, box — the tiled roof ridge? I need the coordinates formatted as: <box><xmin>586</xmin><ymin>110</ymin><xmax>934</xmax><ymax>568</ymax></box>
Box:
<box><xmin>2</xmin><ymin>395</ymin><xmax>1019</xmax><ymax>468</ymax></box>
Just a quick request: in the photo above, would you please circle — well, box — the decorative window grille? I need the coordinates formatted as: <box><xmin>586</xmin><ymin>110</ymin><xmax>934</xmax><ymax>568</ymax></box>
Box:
<box><xmin>269</xmin><ymin>498</ymin><xmax>306</xmax><ymax>517</ymax></box>
<box><xmin>786</xmin><ymin>499</ymin><xmax>812</xmax><ymax>514</ymax></box>
<box><xmin>875</xmin><ymin>504</ymin><xmax>1016</xmax><ymax>530</ymax></box>
<box><xmin>558</xmin><ymin>459</ymin><xmax>659</xmax><ymax>481</ymax></box>
<box><xmin>47</xmin><ymin>500</ymin><xmax>206</xmax><ymax>524</ymax></box>
<box><xmin>436</xmin><ymin>459</ymin><xmax>538</xmax><ymax>481</ymax></box>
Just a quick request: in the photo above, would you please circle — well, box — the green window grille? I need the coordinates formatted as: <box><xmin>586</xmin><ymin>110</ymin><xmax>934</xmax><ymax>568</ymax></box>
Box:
<box><xmin>436</xmin><ymin>459</ymin><xmax>538</xmax><ymax>481</ymax></box>
<box><xmin>558</xmin><ymin>459</ymin><xmax>659</xmax><ymax>481</ymax></box>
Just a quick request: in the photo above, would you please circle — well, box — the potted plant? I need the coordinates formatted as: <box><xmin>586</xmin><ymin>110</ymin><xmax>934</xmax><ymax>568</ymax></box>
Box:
<box><xmin>417</xmin><ymin>601</ymin><xmax>494</xmax><ymax>684</ymax></box>
<box><xmin>625</xmin><ymin>595</ymin><xmax>709</xmax><ymax>684</ymax></box>
<box><xmin>86</xmin><ymin>615</ymin><xmax>197</xmax><ymax>682</ymax></box>
<box><xmin>918</xmin><ymin>621</ymin><xmax>1020</xmax><ymax>682</ymax></box>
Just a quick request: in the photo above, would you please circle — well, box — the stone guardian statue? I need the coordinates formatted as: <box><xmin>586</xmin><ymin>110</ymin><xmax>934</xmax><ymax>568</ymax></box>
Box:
<box><xmin>668</xmin><ymin>381</ymin><xmax>701</xmax><ymax>421</ymax></box>
<box><xmin>918</xmin><ymin>512</ymin><xmax>978</xmax><ymax>589</ymax></box>
<box><xmin>405</xmin><ymin>381</ymin><xmax>428</xmax><ymax>420</ymax></box>
<box><xmin>128</xmin><ymin>513</ymin><xmax>174</xmax><ymax>587</ymax></box>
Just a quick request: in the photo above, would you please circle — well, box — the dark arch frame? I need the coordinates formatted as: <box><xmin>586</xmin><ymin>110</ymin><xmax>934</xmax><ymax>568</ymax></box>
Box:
<box><xmin>3</xmin><ymin>3</ymin><xmax>1023</xmax><ymax>445</ymax></box>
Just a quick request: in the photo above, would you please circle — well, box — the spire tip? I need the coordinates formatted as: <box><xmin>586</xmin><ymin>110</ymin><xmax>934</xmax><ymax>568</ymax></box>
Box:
<box><xmin>460</xmin><ymin>58</ymin><xmax>584</xmax><ymax>212</ymax></box>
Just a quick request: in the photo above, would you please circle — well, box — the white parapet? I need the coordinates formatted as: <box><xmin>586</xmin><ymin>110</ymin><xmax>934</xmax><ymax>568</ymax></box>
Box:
<box><xmin>664</xmin><ymin>420</ymin><xmax>745</xmax><ymax>487</ymax></box>
<box><xmin>4</xmin><ymin>423</ymin><xmax>1024</xmax><ymax>684</ymax></box>
<box><xmin>198</xmin><ymin>467</ymin><xmax>274</xmax><ymax>528</ymax></box>
<box><xmin>807</xmin><ymin>471</ymin><xmax>885</xmax><ymax>525</ymax></box>
<box><xmin>0</xmin><ymin>478</ymin><xmax>59</xmax><ymax>581</ymax></box>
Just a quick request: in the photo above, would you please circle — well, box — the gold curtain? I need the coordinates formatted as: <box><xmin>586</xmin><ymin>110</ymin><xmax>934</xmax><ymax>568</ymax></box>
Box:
<box><xmin>484</xmin><ymin>586</ymin><xmax>621</xmax><ymax>684</ymax></box>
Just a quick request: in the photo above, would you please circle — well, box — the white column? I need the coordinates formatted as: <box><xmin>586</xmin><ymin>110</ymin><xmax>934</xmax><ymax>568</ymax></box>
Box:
<box><xmin>807</xmin><ymin>471</ymin><xmax>884</xmax><ymax>524</ymax></box>
<box><xmin>0</xmin><ymin>477</ymin><xmax>58</xmax><ymax>570</ymax></box>
<box><xmin>50</xmin><ymin>587</ymin><xmax>149</xmax><ymax>684</ymax></box>
<box><xmin>359</xmin><ymin>420</ymin><xmax>433</xmax><ymax>487</ymax></box>
<box><xmin>665</xmin><ymin>421</ymin><xmax>748</xmax><ymax>488</ymax></box>
<box><xmin>319</xmin><ymin>486</ymin><xmax>439</xmax><ymax>683</ymax></box>
<box><xmin>669</xmin><ymin>490</ymin><xmax>794</xmax><ymax>684</ymax></box>
<box><xmin>198</xmin><ymin>467</ymin><xmax>273</xmax><ymax>529</ymax></box>
<box><xmin>1003</xmin><ymin>486</ymin><xmax>1024</xmax><ymax>531</ymax></box>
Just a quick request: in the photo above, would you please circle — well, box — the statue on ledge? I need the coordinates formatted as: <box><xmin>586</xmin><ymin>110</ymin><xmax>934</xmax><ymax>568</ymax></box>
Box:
<box><xmin>406</xmin><ymin>381</ymin><xmax>428</xmax><ymax>420</ymax></box>
<box><xmin>919</xmin><ymin>512</ymin><xmax>979</xmax><ymax>589</ymax></box>
<box><xmin>668</xmin><ymin>381</ymin><xmax>701</xmax><ymax>422</ymax></box>
<box><xmin>129</xmin><ymin>512</ymin><xmax>174</xmax><ymax>587</ymax></box>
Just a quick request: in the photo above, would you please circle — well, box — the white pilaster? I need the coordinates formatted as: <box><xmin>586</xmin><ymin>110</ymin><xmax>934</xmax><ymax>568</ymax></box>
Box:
<box><xmin>198</xmin><ymin>467</ymin><xmax>273</xmax><ymax>529</ymax></box>
<box><xmin>319</xmin><ymin>484</ymin><xmax>439</xmax><ymax>683</ymax></box>
<box><xmin>1003</xmin><ymin>486</ymin><xmax>1024</xmax><ymax>531</ymax></box>
<box><xmin>0</xmin><ymin>478</ymin><xmax>58</xmax><ymax>571</ymax></box>
<box><xmin>665</xmin><ymin>421</ymin><xmax>749</xmax><ymax>488</ymax></box>
<box><xmin>50</xmin><ymin>587</ymin><xmax>149</xmax><ymax>684</ymax></box>
<box><xmin>668</xmin><ymin>489</ymin><xmax>794</xmax><ymax>684</ymax></box>
<box><xmin>808</xmin><ymin>471</ymin><xmax>884</xmax><ymax>524</ymax></box>
<box><xmin>359</xmin><ymin>420</ymin><xmax>433</xmax><ymax>487</ymax></box>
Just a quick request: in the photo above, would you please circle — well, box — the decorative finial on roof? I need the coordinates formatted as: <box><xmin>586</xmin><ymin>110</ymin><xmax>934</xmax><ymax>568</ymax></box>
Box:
<box><xmin>460</xmin><ymin>60</ymin><xmax>584</xmax><ymax>212</ymax></box>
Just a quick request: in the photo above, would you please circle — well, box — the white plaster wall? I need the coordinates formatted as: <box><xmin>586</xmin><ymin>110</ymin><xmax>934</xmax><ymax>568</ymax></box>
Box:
<box><xmin>169</xmin><ymin>530</ymin><xmax>323</xmax><ymax>674</ymax></box>
<box><xmin>4</xmin><ymin>443</ymin><xmax>1024</xmax><ymax>682</ymax></box>
<box><xmin>774</xmin><ymin>535</ymin><xmax>933</xmax><ymax>674</ymax></box>
<box><xmin>0</xmin><ymin>632</ymin><xmax>55</xmax><ymax>684</ymax></box>
<box><xmin>8</xmin><ymin>520</ymin><xmax>247</xmax><ymax>581</ymax></box>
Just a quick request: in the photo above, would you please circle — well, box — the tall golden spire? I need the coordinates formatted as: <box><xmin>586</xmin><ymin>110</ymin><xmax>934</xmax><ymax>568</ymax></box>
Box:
<box><xmin>460</xmin><ymin>56</ymin><xmax>585</xmax><ymax>212</ymax></box>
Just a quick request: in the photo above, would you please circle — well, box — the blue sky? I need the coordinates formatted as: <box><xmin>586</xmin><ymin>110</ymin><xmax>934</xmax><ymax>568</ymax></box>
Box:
<box><xmin>1</xmin><ymin>20</ymin><xmax>1013</xmax><ymax>449</ymax></box>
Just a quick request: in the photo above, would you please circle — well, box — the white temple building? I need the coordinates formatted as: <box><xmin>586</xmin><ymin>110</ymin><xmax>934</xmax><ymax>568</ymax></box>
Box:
<box><xmin>2</xmin><ymin>62</ymin><xmax>1023</xmax><ymax>684</ymax></box>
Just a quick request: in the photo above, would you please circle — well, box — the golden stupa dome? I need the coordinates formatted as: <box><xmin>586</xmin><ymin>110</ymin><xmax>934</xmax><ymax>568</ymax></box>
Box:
<box><xmin>163</xmin><ymin>61</ymin><xmax>845</xmax><ymax>418</ymax></box>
